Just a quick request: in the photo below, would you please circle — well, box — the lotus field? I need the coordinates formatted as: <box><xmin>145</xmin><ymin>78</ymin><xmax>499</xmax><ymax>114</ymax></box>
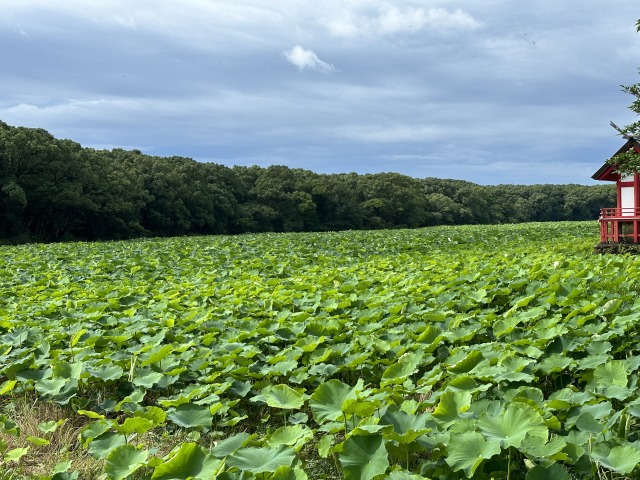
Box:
<box><xmin>2</xmin><ymin>221</ymin><xmax>640</xmax><ymax>479</ymax></box>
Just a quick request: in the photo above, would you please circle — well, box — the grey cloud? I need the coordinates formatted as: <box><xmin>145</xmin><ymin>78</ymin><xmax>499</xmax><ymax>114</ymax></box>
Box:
<box><xmin>1</xmin><ymin>0</ymin><xmax>639</xmax><ymax>184</ymax></box>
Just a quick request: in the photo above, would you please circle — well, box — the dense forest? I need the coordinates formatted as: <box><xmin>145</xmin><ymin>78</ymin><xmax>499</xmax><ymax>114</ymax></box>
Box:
<box><xmin>0</xmin><ymin>120</ymin><xmax>614</xmax><ymax>243</ymax></box>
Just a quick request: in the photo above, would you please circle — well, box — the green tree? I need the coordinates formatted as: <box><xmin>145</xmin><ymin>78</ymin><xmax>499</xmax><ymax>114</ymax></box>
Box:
<box><xmin>80</xmin><ymin>148</ymin><xmax>151</xmax><ymax>239</ymax></box>
<box><xmin>356</xmin><ymin>173</ymin><xmax>426</xmax><ymax>229</ymax></box>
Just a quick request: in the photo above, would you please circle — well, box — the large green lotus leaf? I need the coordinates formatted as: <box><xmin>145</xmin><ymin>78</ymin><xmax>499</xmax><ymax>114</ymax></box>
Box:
<box><xmin>431</xmin><ymin>391</ymin><xmax>472</xmax><ymax>427</ymax></box>
<box><xmin>294</xmin><ymin>336</ymin><xmax>325</xmax><ymax>352</ymax></box>
<box><xmin>80</xmin><ymin>420</ymin><xmax>112</xmax><ymax>446</ymax></box>
<box><xmin>229</xmin><ymin>380</ymin><xmax>252</xmax><ymax>398</ymax></box>
<box><xmin>525</xmin><ymin>463</ymin><xmax>572</xmax><ymax>480</ymax></box>
<box><xmin>520</xmin><ymin>434</ymin><xmax>567</xmax><ymax>461</ymax></box>
<box><xmin>265</xmin><ymin>360</ymin><xmax>299</xmax><ymax>376</ymax></box>
<box><xmin>503</xmin><ymin>386</ymin><xmax>544</xmax><ymax>405</ymax></box>
<box><xmin>132</xmin><ymin>371</ymin><xmax>164</xmax><ymax>388</ymax></box>
<box><xmin>113</xmin><ymin>417</ymin><xmax>155</xmax><ymax>436</ymax></box>
<box><xmin>5</xmin><ymin>357</ymin><xmax>37</xmax><ymax>380</ymax></box>
<box><xmin>115</xmin><ymin>389</ymin><xmax>147</xmax><ymax>411</ymax></box>
<box><xmin>270</xmin><ymin>465</ymin><xmax>309</xmax><ymax>480</ymax></box>
<box><xmin>227</xmin><ymin>445</ymin><xmax>296</xmax><ymax>474</ymax></box>
<box><xmin>86</xmin><ymin>364</ymin><xmax>124</xmax><ymax>382</ymax></box>
<box><xmin>414</xmin><ymin>325</ymin><xmax>443</xmax><ymax>349</ymax></box>
<box><xmin>34</xmin><ymin>378</ymin><xmax>65</xmax><ymax>396</ymax></box>
<box><xmin>338</xmin><ymin>434</ymin><xmax>389</xmax><ymax>480</ymax></box>
<box><xmin>104</xmin><ymin>444</ymin><xmax>149</xmax><ymax>480</ymax></box>
<box><xmin>478</xmin><ymin>403</ymin><xmax>548</xmax><ymax>449</ymax></box>
<box><xmin>88</xmin><ymin>432</ymin><xmax>127</xmax><ymax>459</ymax></box>
<box><xmin>140</xmin><ymin>344</ymin><xmax>174</xmax><ymax>367</ymax></box>
<box><xmin>493</xmin><ymin>316</ymin><xmax>523</xmax><ymax>338</ymax></box>
<box><xmin>593</xmin><ymin>361</ymin><xmax>628</xmax><ymax>387</ymax></box>
<box><xmin>590</xmin><ymin>445</ymin><xmax>640</xmax><ymax>475</ymax></box>
<box><xmin>381</xmin><ymin>358</ymin><xmax>418</xmax><ymax>386</ymax></box>
<box><xmin>308</xmin><ymin>363</ymin><xmax>338</xmax><ymax>378</ymax></box>
<box><xmin>493</xmin><ymin>369</ymin><xmax>536</xmax><ymax>384</ymax></box>
<box><xmin>576</xmin><ymin>354</ymin><xmax>610</xmax><ymax>371</ymax></box>
<box><xmin>252</xmin><ymin>384</ymin><xmax>304</xmax><ymax>410</ymax></box>
<box><xmin>380</xmin><ymin>408</ymin><xmax>430</xmax><ymax>444</ymax></box>
<box><xmin>624</xmin><ymin>355</ymin><xmax>640</xmax><ymax>372</ymax></box>
<box><xmin>585</xmin><ymin>341</ymin><xmax>612</xmax><ymax>355</ymax></box>
<box><xmin>134</xmin><ymin>406</ymin><xmax>166</xmax><ymax>426</ymax></box>
<box><xmin>446</xmin><ymin>375</ymin><xmax>480</xmax><ymax>392</ymax></box>
<box><xmin>445</xmin><ymin>430</ymin><xmax>501</xmax><ymax>478</ymax></box>
<box><xmin>536</xmin><ymin>354</ymin><xmax>573</xmax><ymax>374</ymax></box>
<box><xmin>52</xmin><ymin>362</ymin><xmax>83</xmax><ymax>380</ymax></box>
<box><xmin>386</xmin><ymin>470</ymin><xmax>431</xmax><ymax>479</ymax></box>
<box><xmin>597</xmin><ymin>298</ymin><xmax>623</xmax><ymax>316</ymax></box>
<box><xmin>565</xmin><ymin>401</ymin><xmax>613</xmax><ymax>430</ymax></box>
<box><xmin>575</xmin><ymin>412</ymin><xmax>603</xmax><ymax>434</ymax></box>
<box><xmin>211</xmin><ymin>432</ymin><xmax>256</xmax><ymax>458</ymax></box>
<box><xmin>547</xmin><ymin>388</ymin><xmax>594</xmax><ymax>410</ymax></box>
<box><xmin>342</xmin><ymin>399</ymin><xmax>376</xmax><ymax>418</ymax></box>
<box><xmin>626</xmin><ymin>403</ymin><xmax>640</xmax><ymax>419</ymax></box>
<box><xmin>310</xmin><ymin>379</ymin><xmax>357</xmax><ymax>423</ymax></box>
<box><xmin>151</xmin><ymin>442</ymin><xmax>223</xmax><ymax>480</ymax></box>
<box><xmin>545</xmin><ymin>335</ymin><xmax>582</xmax><ymax>355</ymax></box>
<box><xmin>446</xmin><ymin>350</ymin><xmax>483</xmax><ymax>374</ymax></box>
<box><xmin>533</xmin><ymin>324</ymin><xmax>567</xmax><ymax>341</ymax></box>
<box><xmin>167</xmin><ymin>403</ymin><xmax>213</xmax><ymax>431</ymax></box>
<box><xmin>266</xmin><ymin>425</ymin><xmax>314</xmax><ymax>451</ymax></box>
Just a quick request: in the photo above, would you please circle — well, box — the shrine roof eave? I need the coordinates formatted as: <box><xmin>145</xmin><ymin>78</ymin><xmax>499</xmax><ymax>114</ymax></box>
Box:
<box><xmin>592</xmin><ymin>138</ymin><xmax>640</xmax><ymax>181</ymax></box>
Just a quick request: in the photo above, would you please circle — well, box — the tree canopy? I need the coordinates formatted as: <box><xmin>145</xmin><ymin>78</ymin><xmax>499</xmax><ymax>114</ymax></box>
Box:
<box><xmin>0</xmin><ymin>120</ymin><xmax>614</xmax><ymax>244</ymax></box>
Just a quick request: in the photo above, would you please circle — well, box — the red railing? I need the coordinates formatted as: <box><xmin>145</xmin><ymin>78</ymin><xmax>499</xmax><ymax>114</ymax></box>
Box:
<box><xmin>599</xmin><ymin>207</ymin><xmax>640</xmax><ymax>218</ymax></box>
<box><xmin>599</xmin><ymin>209</ymin><xmax>640</xmax><ymax>243</ymax></box>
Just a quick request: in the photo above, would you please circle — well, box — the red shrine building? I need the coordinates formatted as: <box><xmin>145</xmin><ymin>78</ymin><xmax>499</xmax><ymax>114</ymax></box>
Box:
<box><xmin>592</xmin><ymin>138</ymin><xmax>640</xmax><ymax>244</ymax></box>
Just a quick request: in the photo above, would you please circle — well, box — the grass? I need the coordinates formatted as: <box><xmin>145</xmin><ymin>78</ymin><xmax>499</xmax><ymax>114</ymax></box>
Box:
<box><xmin>0</xmin><ymin>397</ymin><xmax>100</xmax><ymax>479</ymax></box>
<box><xmin>0</xmin><ymin>395</ymin><xmax>342</xmax><ymax>479</ymax></box>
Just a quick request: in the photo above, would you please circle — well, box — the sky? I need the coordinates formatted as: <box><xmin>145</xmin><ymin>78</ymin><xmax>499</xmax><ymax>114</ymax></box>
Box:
<box><xmin>2</xmin><ymin>1</ymin><xmax>640</xmax><ymax>185</ymax></box>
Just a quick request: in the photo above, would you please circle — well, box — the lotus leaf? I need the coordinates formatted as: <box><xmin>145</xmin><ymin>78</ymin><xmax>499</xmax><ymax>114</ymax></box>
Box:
<box><xmin>338</xmin><ymin>434</ymin><xmax>389</xmax><ymax>480</ymax></box>
<box><xmin>104</xmin><ymin>444</ymin><xmax>149</xmax><ymax>480</ymax></box>
<box><xmin>167</xmin><ymin>403</ymin><xmax>213</xmax><ymax>431</ymax></box>
<box><xmin>227</xmin><ymin>445</ymin><xmax>296</xmax><ymax>474</ymax></box>
<box><xmin>590</xmin><ymin>445</ymin><xmax>640</xmax><ymax>475</ymax></box>
<box><xmin>310</xmin><ymin>379</ymin><xmax>358</xmax><ymax>423</ymax></box>
<box><xmin>478</xmin><ymin>403</ymin><xmax>548</xmax><ymax>449</ymax></box>
<box><xmin>525</xmin><ymin>463</ymin><xmax>572</xmax><ymax>480</ymax></box>
<box><xmin>445</xmin><ymin>431</ymin><xmax>501</xmax><ymax>477</ymax></box>
<box><xmin>252</xmin><ymin>384</ymin><xmax>305</xmax><ymax>410</ymax></box>
<box><xmin>151</xmin><ymin>442</ymin><xmax>223</xmax><ymax>480</ymax></box>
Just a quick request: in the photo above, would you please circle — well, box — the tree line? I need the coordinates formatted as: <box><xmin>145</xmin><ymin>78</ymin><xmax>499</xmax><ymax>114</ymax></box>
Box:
<box><xmin>0</xmin><ymin>120</ymin><xmax>614</xmax><ymax>243</ymax></box>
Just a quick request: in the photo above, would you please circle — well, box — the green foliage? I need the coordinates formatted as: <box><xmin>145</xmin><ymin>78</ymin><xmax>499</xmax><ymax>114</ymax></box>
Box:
<box><xmin>0</xmin><ymin>120</ymin><xmax>615</xmax><ymax>243</ymax></box>
<box><xmin>338</xmin><ymin>435</ymin><xmax>389</xmax><ymax>480</ymax></box>
<box><xmin>151</xmin><ymin>443</ymin><xmax>223</xmax><ymax>479</ymax></box>
<box><xmin>445</xmin><ymin>431</ymin><xmax>501</xmax><ymax>477</ymax></box>
<box><xmin>2</xmin><ymin>222</ymin><xmax>640</xmax><ymax>478</ymax></box>
<box><xmin>226</xmin><ymin>445</ymin><xmax>296</xmax><ymax>475</ymax></box>
<box><xmin>104</xmin><ymin>445</ymin><xmax>149</xmax><ymax>480</ymax></box>
<box><xmin>606</xmin><ymin>146</ymin><xmax>640</xmax><ymax>174</ymax></box>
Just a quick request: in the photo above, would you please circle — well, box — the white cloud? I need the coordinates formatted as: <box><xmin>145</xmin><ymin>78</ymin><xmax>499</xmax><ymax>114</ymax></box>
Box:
<box><xmin>324</xmin><ymin>5</ymin><xmax>480</xmax><ymax>38</ymax></box>
<box><xmin>284</xmin><ymin>45</ymin><xmax>335</xmax><ymax>73</ymax></box>
<box><xmin>424</xmin><ymin>7</ymin><xmax>481</xmax><ymax>30</ymax></box>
